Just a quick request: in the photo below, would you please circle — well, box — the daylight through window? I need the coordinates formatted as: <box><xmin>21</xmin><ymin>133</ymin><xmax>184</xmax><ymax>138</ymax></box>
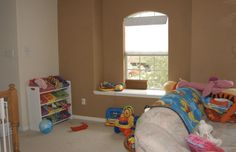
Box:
<box><xmin>124</xmin><ymin>11</ymin><xmax>168</xmax><ymax>89</ymax></box>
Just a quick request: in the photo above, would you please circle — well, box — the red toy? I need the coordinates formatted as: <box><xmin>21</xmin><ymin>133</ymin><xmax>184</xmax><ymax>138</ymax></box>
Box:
<box><xmin>70</xmin><ymin>122</ymin><xmax>88</xmax><ymax>132</ymax></box>
<box><xmin>114</xmin><ymin>106</ymin><xmax>136</xmax><ymax>137</ymax></box>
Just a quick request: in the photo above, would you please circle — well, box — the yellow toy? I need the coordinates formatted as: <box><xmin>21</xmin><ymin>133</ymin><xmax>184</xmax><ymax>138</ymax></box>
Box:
<box><xmin>114</xmin><ymin>106</ymin><xmax>136</xmax><ymax>137</ymax></box>
<box><xmin>114</xmin><ymin>84</ymin><xmax>124</xmax><ymax>91</ymax></box>
<box><xmin>163</xmin><ymin>81</ymin><xmax>177</xmax><ymax>92</ymax></box>
<box><xmin>99</xmin><ymin>81</ymin><xmax>125</xmax><ymax>91</ymax></box>
<box><xmin>127</xmin><ymin>135</ymin><xmax>135</xmax><ymax>150</ymax></box>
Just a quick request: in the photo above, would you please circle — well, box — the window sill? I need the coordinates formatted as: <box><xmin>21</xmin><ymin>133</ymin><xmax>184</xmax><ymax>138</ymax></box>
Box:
<box><xmin>93</xmin><ymin>89</ymin><xmax>166</xmax><ymax>98</ymax></box>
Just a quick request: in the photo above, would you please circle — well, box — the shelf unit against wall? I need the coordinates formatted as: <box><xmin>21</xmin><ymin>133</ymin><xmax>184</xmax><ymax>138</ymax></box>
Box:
<box><xmin>27</xmin><ymin>81</ymin><xmax>72</xmax><ymax>131</ymax></box>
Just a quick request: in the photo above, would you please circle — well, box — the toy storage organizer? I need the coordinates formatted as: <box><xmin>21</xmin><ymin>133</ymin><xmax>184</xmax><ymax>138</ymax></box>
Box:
<box><xmin>27</xmin><ymin>81</ymin><xmax>72</xmax><ymax>131</ymax></box>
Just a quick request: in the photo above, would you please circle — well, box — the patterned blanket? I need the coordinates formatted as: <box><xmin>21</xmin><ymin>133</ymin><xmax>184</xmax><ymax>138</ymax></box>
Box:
<box><xmin>152</xmin><ymin>87</ymin><xmax>204</xmax><ymax>133</ymax></box>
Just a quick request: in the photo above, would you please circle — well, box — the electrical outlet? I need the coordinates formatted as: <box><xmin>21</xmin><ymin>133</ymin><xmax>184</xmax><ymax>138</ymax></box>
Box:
<box><xmin>81</xmin><ymin>98</ymin><xmax>86</xmax><ymax>105</ymax></box>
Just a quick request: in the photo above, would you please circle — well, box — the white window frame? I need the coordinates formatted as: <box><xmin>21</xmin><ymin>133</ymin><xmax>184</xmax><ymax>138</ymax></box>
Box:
<box><xmin>124</xmin><ymin>11</ymin><xmax>168</xmax><ymax>89</ymax></box>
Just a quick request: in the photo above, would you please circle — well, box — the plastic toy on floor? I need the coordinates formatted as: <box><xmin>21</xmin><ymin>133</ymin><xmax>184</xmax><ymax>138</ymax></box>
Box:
<box><xmin>127</xmin><ymin>134</ymin><xmax>135</xmax><ymax>150</ymax></box>
<box><xmin>39</xmin><ymin>119</ymin><xmax>53</xmax><ymax>134</ymax></box>
<box><xmin>105</xmin><ymin>107</ymin><xmax>123</xmax><ymax>126</ymax></box>
<box><xmin>124</xmin><ymin>134</ymin><xmax>135</xmax><ymax>152</ymax></box>
<box><xmin>114</xmin><ymin>106</ymin><xmax>138</xmax><ymax>137</ymax></box>
<box><xmin>70</xmin><ymin>122</ymin><xmax>88</xmax><ymax>132</ymax></box>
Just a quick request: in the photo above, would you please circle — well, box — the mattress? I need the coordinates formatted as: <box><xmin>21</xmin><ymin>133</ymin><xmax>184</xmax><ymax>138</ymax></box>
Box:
<box><xmin>135</xmin><ymin>107</ymin><xmax>236</xmax><ymax>152</ymax></box>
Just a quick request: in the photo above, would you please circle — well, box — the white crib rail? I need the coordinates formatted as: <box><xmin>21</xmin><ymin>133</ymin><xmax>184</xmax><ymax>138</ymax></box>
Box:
<box><xmin>0</xmin><ymin>98</ymin><xmax>12</xmax><ymax>152</ymax></box>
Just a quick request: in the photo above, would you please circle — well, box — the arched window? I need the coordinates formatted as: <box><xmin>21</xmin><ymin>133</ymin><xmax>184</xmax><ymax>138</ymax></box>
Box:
<box><xmin>124</xmin><ymin>11</ymin><xmax>168</xmax><ymax>89</ymax></box>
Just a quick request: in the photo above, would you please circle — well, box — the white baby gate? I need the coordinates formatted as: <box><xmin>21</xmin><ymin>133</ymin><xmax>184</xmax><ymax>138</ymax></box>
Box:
<box><xmin>0</xmin><ymin>98</ymin><xmax>12</xmax><ymax>152</ymax></box>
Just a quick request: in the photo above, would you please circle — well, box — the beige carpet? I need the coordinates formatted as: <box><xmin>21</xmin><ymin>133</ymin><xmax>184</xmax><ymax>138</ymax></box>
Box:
<box><xmin>20</xmin><ymin>119</ymin><xmax>127</xmax><ymax>152</ymax></box>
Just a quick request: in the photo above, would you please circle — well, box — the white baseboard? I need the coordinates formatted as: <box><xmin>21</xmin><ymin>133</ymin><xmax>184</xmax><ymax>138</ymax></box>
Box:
<box><xmin>72</xmin><ymin>115</ymin><xmax>106</xmax><ymax>123</ymax></box>
<box><xmin>19</xmin><ymin>116</ymin><xmax>105</xmax><ymax>132</ymax></box>
<box><xmin>19</xmin><ymin>125</ymin><xmax>29</xmax><ymax>132</ymax></box>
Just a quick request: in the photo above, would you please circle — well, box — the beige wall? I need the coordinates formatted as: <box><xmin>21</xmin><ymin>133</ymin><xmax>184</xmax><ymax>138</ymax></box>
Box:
<box><xmin>102</xmin><ymin>0</ymin><xmax>192</xmax><ymax>82</ymax></box>
<box><xmin>0</xmin><ymin>0</ymin><xmax>59</xmax><ymax>130</ymax></box>
<box><xmin>16</xmin><ymin>0</ymin><xmax>59</xmax><ymax>130</ymax></box>
<box><xmin>58</xmin><ymin>0</ymin><xmax>191</xmax><ymax>117</ymax></box>
<box><xmin>92</xmin><ymin>0</ymin><xmax>103</xmax><ymax>89</ymax></box>
<box><xmin>191</xmin><ymin>0</ymin><xmax>236</xmax><ymax>83</ymax></box>
<box><xmin>58</xmin><ymin>0</ymin><xmax>98</xmax><ymax>117</ymax></box>
<box><xmin>58</xmin><ymin>0</ymin><xmax>236</xmax><ymax>118</ymax></box>
<box><xmin>0</xmin><ymin>0</ymin><xmax>19</xmax><ymax>90</ymax></box>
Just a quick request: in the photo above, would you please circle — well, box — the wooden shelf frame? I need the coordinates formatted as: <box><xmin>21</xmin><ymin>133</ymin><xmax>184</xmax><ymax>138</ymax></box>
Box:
<box><xmin>0</xmin><ymin>84</ymin><xmax>20</xmax><ymax>152</ymax></box>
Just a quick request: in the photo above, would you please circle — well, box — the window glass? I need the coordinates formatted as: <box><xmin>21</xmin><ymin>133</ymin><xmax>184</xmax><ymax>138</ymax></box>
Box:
<box><xmin>124</xmin><ymin>11</ymin><xmax>168</xmax><ymax>89</ymax></box>
<box><xmin>126</xmin><ymin>56</ymin><xmax>168</xmax><ymax>89</ymax></box>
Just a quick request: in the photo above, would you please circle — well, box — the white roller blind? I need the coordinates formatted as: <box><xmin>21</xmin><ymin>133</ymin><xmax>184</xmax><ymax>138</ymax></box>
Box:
<box><xmin>124</xmin><ymin>16</ymin><xmax>167</xmax><ymax>26</ymax></box>
<box><xmin>124</xmin><ymin>19</ymin><xmax>168</xmax><ymax>56</ymax></box>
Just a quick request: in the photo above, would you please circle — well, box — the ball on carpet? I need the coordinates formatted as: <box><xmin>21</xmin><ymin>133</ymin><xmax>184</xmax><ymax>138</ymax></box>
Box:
<box><xmin>39</xmin><ymin>119</ymin><xmax>53</xmax><ymax>134</ymax></box>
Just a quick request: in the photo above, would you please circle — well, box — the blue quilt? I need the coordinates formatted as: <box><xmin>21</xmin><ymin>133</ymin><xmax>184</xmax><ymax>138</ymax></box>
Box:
<box><xmin>156</xmin><ymin>87</ymin><xmax>204</xmax><ymax>133</ymax></box>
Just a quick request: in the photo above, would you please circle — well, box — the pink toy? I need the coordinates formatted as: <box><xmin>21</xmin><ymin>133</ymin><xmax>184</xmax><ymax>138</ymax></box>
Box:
<box><xmin>34</xmin><ymin>78</ymin><xmax>48</xmax><ymax>89</ymax></box>
<box><xmin>186</xmin><ymin>134</ymin><xmax>224</xmax><ymax>152</ymax></box>
<box><xmin>177</xmin><ymin>77</ymin><xmax>234</xmax><ymax>97</ymax></box>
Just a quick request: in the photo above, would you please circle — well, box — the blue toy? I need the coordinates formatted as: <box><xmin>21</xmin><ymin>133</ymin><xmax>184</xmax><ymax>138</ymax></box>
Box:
<box><xmin>105</xmin><ymin>107</ymin><xmax>123</xmax><ymax>126</ymax></box>
<box><xmin>39</xmin><ymin>119</ymin><xmax>53</xmax><ymax>134</ymax></box>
